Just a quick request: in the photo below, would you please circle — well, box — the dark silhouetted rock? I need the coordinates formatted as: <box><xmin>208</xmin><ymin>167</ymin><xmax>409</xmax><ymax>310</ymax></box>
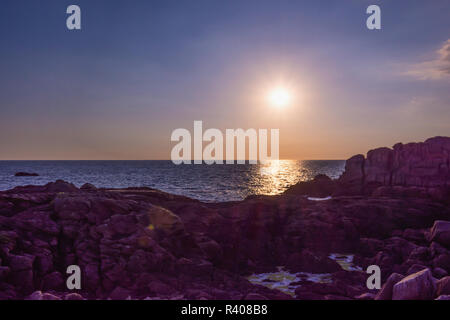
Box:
<box><xmin>14</xmin><ymin>172</ymin><xmax>39</xmax><ymax>177</ymax></box>
<box><xmin>337</xmin><ymin>136</ymin><xmax>450</xmax><ymax>197</ymax></box>
<box><xmin>365</xmin><ymin>147</ymin><xmax>393</xmax><ymax>187</ymax></box>
<box><xmin>80</xmin><ymin>183</ymin><xmax>96</xmax><ymax>190</ymax></box>
<box><xmin>284</xmin><ymin>174</ymin><xmax>336</xmax><ymax>197</ymax></box>
<box><xmin>336</xmin><ymin>154</ymin><xmax>365</xmax><ymax>195</ymax></box>
<box><xmin>44</xmin><ymin>180</ymin><xmax>79</xmax><ymax>193</ymax></box>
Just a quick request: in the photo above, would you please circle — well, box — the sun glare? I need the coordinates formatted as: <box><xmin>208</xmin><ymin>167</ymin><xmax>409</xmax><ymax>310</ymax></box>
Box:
<box><xmin>268</xmin><ymin>87</ymin><xmax>292</xmax><ymax>108</ymax></box>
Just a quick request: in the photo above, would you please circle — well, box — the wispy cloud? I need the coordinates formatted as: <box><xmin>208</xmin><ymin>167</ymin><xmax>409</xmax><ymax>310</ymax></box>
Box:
<box><xmin>407</xmin><ymin>39</ymin><xmax>450</xmax><ymax>80</ymax></box>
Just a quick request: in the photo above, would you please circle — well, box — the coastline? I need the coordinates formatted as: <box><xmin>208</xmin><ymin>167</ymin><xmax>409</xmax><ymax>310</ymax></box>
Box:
<box><xmin>0</xmin><ymin>160</ymin><xmax>346</xmax><ymax>202</ymax></box>
<box><xmin>0</xmin><ymin>137</ymin><xmax>449</xmax><ymax>300</ymax></box>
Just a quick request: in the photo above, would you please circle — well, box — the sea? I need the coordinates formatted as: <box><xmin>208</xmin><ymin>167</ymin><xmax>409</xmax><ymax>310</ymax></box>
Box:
<box><xmin>0</xmin><ymin>160</ymin><xmax>345</xmax><ymax>202</ymax></box>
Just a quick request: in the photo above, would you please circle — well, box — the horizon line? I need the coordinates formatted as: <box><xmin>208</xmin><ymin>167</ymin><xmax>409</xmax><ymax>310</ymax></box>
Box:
<box><xmin>0</xmin><ymin>159</ymin><xmax>346</xmax><ymax>162</ymax></box>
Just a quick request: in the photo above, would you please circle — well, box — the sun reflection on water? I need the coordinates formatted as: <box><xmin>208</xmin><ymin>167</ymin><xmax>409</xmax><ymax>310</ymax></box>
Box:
<box><xmin>0</xmin><ymin>160</ymin><xmax>345</xmax><ymax>202</ymax></box>
<box><xmin>245</xmin><ymin>160</ymin><xmax>344</xmax><ymax>198</ymax></box>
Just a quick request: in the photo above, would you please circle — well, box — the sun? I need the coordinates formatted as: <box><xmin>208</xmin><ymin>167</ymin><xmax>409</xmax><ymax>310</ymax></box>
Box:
<box><xmin>268</xmin><ymin>87</ymin><xmax>292</xmax><ymax>108</ymax></box>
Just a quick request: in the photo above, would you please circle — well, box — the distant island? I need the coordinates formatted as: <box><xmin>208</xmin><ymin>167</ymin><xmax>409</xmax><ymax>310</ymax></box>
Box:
<box><xmin>14</xmin><ymin>172</ymin><xmax>39</xmax><ymax>177</ymax></box>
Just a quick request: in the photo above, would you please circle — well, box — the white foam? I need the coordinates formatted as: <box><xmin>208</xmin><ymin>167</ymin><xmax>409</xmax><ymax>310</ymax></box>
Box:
<box><xmin>328</xmin><ymin>253</ymin><xmax>363</xmax><ymax>271</ymax></box>
<box><xmin>307</xmin><ymin>196</ymin><xmax>332</xmax><ymax>201</ymax></box>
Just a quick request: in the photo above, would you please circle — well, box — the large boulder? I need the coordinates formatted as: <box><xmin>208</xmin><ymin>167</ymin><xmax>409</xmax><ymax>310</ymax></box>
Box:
<box><xmin>435</xmin><ymin>276</ymin><xmax>450</xmax><ymax>297</ymax></box>
<box><xmin>284</xmin><ymin>174</ymin><xmax>336</xmax><ymax>197</ymax></box>
<box><xmin>392</xmin><ymin>268</ymin><xmax>436</xmax><ymax>300</ymax></box>
<box><xmin>430</xmin><ymin>221</ymin><xmax>450</xmax><ymax>248</ymax></box>
<box><xmin>364</xmin><ymin>147</ymin><xmax>393</xmax><ymax>187</ymax></box>
<box><xmin>336</xmin><ymin>155</ymin><xmax>365</xmax><ymax>195</ymax></box>
<box><xmin>45</xmin><ymin>180</ymin><xmax>79</xmax><ymax>193</ymax></box>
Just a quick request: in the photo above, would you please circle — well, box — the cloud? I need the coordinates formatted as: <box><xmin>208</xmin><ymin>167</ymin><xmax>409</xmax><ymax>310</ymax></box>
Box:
<box><xmin>407</xmin><ymin>39</ymin><xmax>450</xmax><ymax>80</ymax></box>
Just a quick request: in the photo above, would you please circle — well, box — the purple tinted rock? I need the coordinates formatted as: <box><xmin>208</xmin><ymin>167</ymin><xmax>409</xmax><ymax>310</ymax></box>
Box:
<box><xmin>109</xmin><ymin>287</ymin><xmax>131</xmax><ymax>300</ymax></box>
<box><xmin>375</xmin><ymin>273</ymin><xmax>405</xmax><ymax>300</ymax></box>
<box><xmin>8</xmin><ymin>254</ymin><xmax>34</xmax><ymax>271</ymax></box>
<box><xmin>42</xmin><ymin>272</ymin><xmax>64</xmax><ymax>291</ymax></box>
<box><xmin>392</xmin><ymin>268</ymin><xmax>436</xmax><ymax>300</ymax></box>
<box><xmin>65</xmin><ymin>293</ymin><xmax>85</xmax><ymax>300</ymax></box>
<box><xmin>430</xmin><ymin>221</ymin><xmax>450</xmax><ymax>247</ymax></box>
<box><xmin>436</xmin><ymin>276</ymin><xmax>450</xmax><ymax>296</ymax></box>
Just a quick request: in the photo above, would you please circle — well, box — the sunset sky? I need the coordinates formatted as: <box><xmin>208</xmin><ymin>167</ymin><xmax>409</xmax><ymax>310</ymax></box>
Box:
<box><xmin>1</xmin><ymin>0</ymin><xmax>449</xmax><ymax>160</ymax></box>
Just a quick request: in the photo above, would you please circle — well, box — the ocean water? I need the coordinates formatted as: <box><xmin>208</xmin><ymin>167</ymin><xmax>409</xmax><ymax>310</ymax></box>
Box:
<box><xmin>0</xmin><ymin>160</ymin><xmax>345</xmax><ymax>202</ymax></box>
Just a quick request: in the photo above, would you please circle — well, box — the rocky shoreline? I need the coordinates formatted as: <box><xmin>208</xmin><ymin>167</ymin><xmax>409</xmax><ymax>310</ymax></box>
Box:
<box><xmin>0</xmin><ymin>137</ymin><xmax>449</xmax><ymax>300</ymax></box>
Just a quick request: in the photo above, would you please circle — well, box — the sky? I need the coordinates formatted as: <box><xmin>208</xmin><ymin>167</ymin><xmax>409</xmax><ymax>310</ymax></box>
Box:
<box><xmin>0</xmin><ymin>0</ymin><xmax>449</xmax><ymax>160</ymax></box>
